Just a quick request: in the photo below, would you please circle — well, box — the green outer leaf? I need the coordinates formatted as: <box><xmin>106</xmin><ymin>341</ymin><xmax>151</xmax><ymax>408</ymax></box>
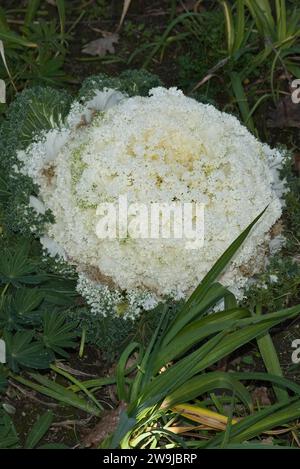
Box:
<box><xmin>162</xmin><ymin>371</ymin><xmax>253</xmax><ymax>411</ymax></box>
<box><xmin>25</xmin><ymin>410</ymin><xmax>53</xmax><ymax>449</ymax></box>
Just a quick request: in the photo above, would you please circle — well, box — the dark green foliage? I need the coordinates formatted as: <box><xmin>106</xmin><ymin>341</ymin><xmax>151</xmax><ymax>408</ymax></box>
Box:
<box><xmin>0</xmin><ymin>86</ymin><xmax>72</xmax><ymax>236</ymax></box>
<box><xmin>0</xmin><ymin>1</ymin><xmax>71</xmax><ymax>109</ymax></box>
<box><xmin>3</xmin><ymin>330</ymin><xmax>54</xmax><ymax>372</ymax></box>
<box><xmin>24</xmin><ymin>410</ymin><xmax>54</xmax><ymax>449</ymax></box>
<box><xmin>42</xmin><ymin>310</ymin><xmax>78</xmax><ymax>358</ymax></box>
<box><xmin>71</xmin><ymin>301</ymin><xmax>180</xmax><ymax>362</ymax></box>
<box><xmin>0</xmin><ymin>242</ymin><xmax>79</xmax><ymax>372</ymax></box>
<box><xmin>0</xmin><ymin>407</ymin><xmax>59</xmax><ymax>449</ymax></box>
<box><xmin>0</xmin><ymin>86</ymin><xmax>72</xmax><ymax>159</ymax></box>
<box><xmin>0</xmin><ymin>410</ymin><xmax>19</xmax><ymax>449</ymax></box>
<box><xmin>0</xmin><ymin>366</ymin><xmax>7</xmax><ymax>394</ymax></box>
<box><xmin>78</xmin><ymin>69</ymin><xmax>163</xmax><ymax>102</ymax></box>
<box><xmin>0</xmin><ymin>242</ymin><xmax>49</xmax><ymax>287</ymax></box>
<box><xmin>243</xmin><ymin>256</ymin><xmax>300</xmax><ymax>312</ymax></box>
<box><xmin>243</xmin><ymin>153</ymin><xmax>300</xmax><ymax>313</ymax></box>
<box><xmin>281</xmin><ymin>154</ymin><xmax>300</xmax><ymax>249</ymax></box>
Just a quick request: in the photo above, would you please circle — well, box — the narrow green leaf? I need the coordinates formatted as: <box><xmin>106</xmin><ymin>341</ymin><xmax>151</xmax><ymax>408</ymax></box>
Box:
<box><xmin>25</xmin><ymin>410</ymin><xmax>53</xmax><ymax>449</ymax></box>
<box><xmin>230</xmin><ymin>72</ymin><xmax>255</xmax><ymax>133</ymax></box>
<box><xmin>255</xmin><ymin>305</ymin><xmax>288</xmax><ymax>402</ymax></box>
<box><xmin>24</xmin><ymin>0</ymin><xmax>41</xmax><ymax>28</ymax></box>
<box><xmin>162</xmin><ymin>371</ymin><xmax>252</xmax><ymax>411</ymax></box>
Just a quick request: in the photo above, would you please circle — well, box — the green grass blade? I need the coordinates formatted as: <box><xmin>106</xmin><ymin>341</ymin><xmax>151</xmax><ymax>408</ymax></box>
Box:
<box><xmin>275</xmin><ymin>0</ymin><xmax>287</xmax><ymax>42</ymax></box>
<box><xmin>221</xmin><ymin>0</ymin><xmax>234</xmax><ymax>54</ymax></box>
<box><xmin>234</xmin><ymin>0</ymin><xmax>245</xmax><ymax>52</ymax></box>
<box><xmin>207</xmin><ymin>397</ymin><xmax>298</xmax><ymax>447</ymax></box>
<box><xmin>230</xmin><ymin>72</ymin><xmax>255</xmax><ymax>132</ymax></box>
<box><xmin>24</xmin><ymin>0</ymin><xmax>41</xmax><ymax>28</ymax></box>
<box><xmin>0</xmin><ymin>31</ymin><xmax>37</xmax><ymax>48</ymax></box>
<box><xmin>56</xmin><ymin>0</ymin><xmax>65</xmax><ymax>36</ymax></box>
<box><xmin>11</xmin><ymin>373</ymin><xmax>101</xmax><ymax>416</ymax></box>
<box><xmin>255</xmin><ymin>305</ymin><xmax>288</xmax><ymax>402</ymax></box>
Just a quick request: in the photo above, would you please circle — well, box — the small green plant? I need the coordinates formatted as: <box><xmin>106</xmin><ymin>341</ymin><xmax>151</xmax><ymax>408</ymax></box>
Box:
<box><xmin>0</xmin><ymin>407</ymin><xmax>67</xmax><ymax>449</ymax></box>
<box><xmin>0</xmin><ymin>241</ymin><xmax>79</xmax><ymax>381</ymax></box>
<box><xmin>0</xmin><ymin>0</ymin><xmax>71</xmax><ymax>113</ymax></box>
<box><xmin>221</xmin><ymin>0</ymin><xmax>300</xmax><ymax>131</ymax></box>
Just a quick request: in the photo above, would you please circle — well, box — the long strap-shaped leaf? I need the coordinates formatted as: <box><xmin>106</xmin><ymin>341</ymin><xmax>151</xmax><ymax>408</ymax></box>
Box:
<box><xmin>162</xmin><ymin>371</ymin><xmax>253</xmax><ymax>411</ymax></box>
<box><xmin>137</xmin><ymin>303</ymin><xmax>300</xmax><ymax>415</ymax></box>
<box><xmin>154</xmin><ymin>307</ymin><xmax>250</xmax><ymax>372</ymax></box>
<box><xmin>210</xmin><ymin>397</ymin><xmax>300</xmax><ymax>446</ymax></box>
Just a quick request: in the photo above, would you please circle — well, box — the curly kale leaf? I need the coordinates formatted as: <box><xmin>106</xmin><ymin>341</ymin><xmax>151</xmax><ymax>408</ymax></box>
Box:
<box><xmin>78</xmin><ymin>69</ymin><xmax>163</xmax><ymax>102</ymax></box>
<box><xmin>0</xmin><ymin>86</ymin><xmax>72</xmax><ymax>235</ymax></box>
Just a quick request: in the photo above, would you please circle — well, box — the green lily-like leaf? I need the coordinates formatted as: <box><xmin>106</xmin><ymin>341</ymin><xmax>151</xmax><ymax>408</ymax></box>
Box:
<box><xmin>0</xmin><ymin>289</ymin><xmax>44</xmax><ymax>330</ymax></box>
<box><xmin>4</xmin><ymin>330</ymin><xmax>54</xmax><ymax>372</ymax></box>
<box><xmin>42</xmin><ymin>311</ymin><xmax>79</xmax><ymax>358</ymax></box>
<box><xmin>0</xmin><ymin>410</ymin><xmax>19</xmax><ymax>449</ymax></box>
<box><xmin>0</xmin><ymin>243</ymin><xmax>49</xmax><ymax>287</ymax></box>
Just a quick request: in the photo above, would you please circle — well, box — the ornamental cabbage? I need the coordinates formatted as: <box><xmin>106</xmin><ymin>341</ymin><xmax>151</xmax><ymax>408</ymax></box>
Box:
<box><xmin>11</xmin><ymin>74</ymin><xmax>286</xmax><ymax>319</ymax></box>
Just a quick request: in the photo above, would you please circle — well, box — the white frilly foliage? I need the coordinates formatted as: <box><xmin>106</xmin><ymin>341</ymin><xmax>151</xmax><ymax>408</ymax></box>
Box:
<box><xmin>18</xmin><ymin>86</ymin><xmax>286</xmax><ymax>319</ymax></box>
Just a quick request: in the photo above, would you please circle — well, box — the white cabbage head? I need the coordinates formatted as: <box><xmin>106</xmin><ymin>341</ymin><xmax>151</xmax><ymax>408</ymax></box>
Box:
<box><xmin>18</xmin><ymin>87</ymin><xmax>286</xmax><ymax>319</ymax></box>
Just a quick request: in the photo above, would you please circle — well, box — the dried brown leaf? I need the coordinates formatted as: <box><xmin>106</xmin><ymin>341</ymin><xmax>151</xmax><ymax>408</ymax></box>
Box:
<box><xmin>82</xmin><ymin>33</ymin><xmax>119</xmax><ymax>57</ymax></box>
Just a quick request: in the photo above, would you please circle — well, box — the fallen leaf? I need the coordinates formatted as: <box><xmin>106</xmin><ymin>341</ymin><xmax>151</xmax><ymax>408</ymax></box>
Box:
<box><xmin>252</xmin><ymin>386</ymin><xmax>272</xmax><ymax>406</ymax></box>
<box><xmin>82</xmin><ymin>33</ymin><xmax>119</xmax><ymax>57</ymax></box>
